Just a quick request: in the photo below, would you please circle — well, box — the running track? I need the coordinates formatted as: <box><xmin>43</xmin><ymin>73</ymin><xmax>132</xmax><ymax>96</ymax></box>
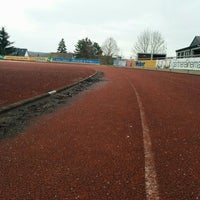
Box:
<box><xmin>0</xmin><ymin>63</ymin><xmax>200</xmax><ymax>199</ymax></box>
<box><xmin>0</xmin><ymin>61</ymin><xmax>95</xmax><ymax>107</ymax></box>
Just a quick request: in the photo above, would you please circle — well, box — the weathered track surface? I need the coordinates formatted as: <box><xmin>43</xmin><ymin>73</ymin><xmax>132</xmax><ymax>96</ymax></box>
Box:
<box><xmin>126</xmin><ymin>69</ymin><xmax>200</xmax><ymax>199</ymax></box>
<box><xmin>0</xmin><ymin>65</ymin><xmax>200</xmax><ymax>199</ymax></box>
<box><xmin>0</xmin><ymin>71</ymin><xmax>103</xmax><ymax>140</ymax></box>
<box><xmin>0</xmin><ymin>61</ymin><xmax>95</xmax><ymax>107</ymax></box>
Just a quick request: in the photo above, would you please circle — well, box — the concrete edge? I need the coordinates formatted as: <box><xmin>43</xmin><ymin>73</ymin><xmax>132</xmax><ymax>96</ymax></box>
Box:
<box><xmin>0</xmin><ymin>71</ymin><xmax>98</xmax><ymax>114</ymax></box>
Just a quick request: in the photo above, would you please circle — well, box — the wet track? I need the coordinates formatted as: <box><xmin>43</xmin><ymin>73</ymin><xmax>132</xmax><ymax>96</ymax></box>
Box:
<box><xmin>0</xmin><ymin>63</ymin><xmax>200</xmax><ymax>199</ymax></box>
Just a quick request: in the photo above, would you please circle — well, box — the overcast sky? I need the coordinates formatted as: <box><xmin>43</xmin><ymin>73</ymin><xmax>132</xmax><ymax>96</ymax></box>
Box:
<box><xmin>0</xmin><ymin>0</ymin><xmax>199</xmax><ymax>58</ymax></box>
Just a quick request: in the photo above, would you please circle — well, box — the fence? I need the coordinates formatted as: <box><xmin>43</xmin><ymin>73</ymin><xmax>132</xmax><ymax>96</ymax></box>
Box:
<box><xmin>1</xmin><ymin>55</ymin><xmax>200</xmax><ymax>71</ymax></box>
<box><xmin>113</xmin><ymin>59</ymin><xmax>133</xmax><ymax>67</ymax></box>
<box><xmin>52</xmin><ymin>58</ymin><xmax>100</xmax><ymax>64</ymax></box>
<box><xmin>114</xmin><ymin>57</ymin><xmax>200</xmax><ymax>71</ymax></box>
<box><xmin>0</xmin><ymin>56</ymin><xmax>100</xmax><ymax>65</ymax></box>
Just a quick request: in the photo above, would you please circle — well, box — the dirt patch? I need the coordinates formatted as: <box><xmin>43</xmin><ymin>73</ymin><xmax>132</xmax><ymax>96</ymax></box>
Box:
<box><xmin>0</xmin><ymin>71</ymin><xmax>104</xmax><ymax>140</ymax></box>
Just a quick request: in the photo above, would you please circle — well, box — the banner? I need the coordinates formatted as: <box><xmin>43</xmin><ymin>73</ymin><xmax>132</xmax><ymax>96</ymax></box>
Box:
<box><xmin>35</xmin><ymin>57</ymin><xmax>49</xmax><ymax>62</ymax></box>
<box><xmin>0</xmin><ymin>55</ymin><xmax>4</xmax><ymax>60</ymax></box>
<box><xmin>126</xmin><ymin>60</ymin><xmax>133</xmax><ymax>67</ymax></box>
<box><xmin>4</xmin><ymin>56</ymin><xmax>35</xmax><ymax>62</ymax></box>
<box><xmin>1</xmin><ymin>56</ymin><xmax>100</xmax><ymax>64</ymax></box>
<box><xmin>52</xmin><ymin>58</ymin><xmax>100</xmax><ymax>64</ymax></box>
<box><xmin>47</xmin><ymin>57</ymin><xmax>52</xmax><ymax>62</ymax></box>
<box><xmin>156</xmin><ymin>59</ymin><xmax>172</xmax><ymax>69</ymax></box>
<box><xmin>134</xmin><ymin>60</ymin><xmax>156</xmax><ymax>69</ymax></box>
<box><xmin>135</xmin><ymin>61</ymin><xmax>145</xmax><ymax>67</ymax></box>
<box><xmin>113</xmin><ymin>59</ymin><xmax>126</xmax><ymax>67</ymax></box>
<box><xmin>156</xmin><ymin>58</ymin><xmax>200</xmax><ymax>70</ymax></box>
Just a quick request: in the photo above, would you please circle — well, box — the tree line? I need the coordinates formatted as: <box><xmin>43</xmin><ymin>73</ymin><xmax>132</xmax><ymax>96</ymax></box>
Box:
<box><xmin>57</xmin><ymin>37</ymin><xmax>119</xmax><ymax>59</ymax></box>
<box><xmin>0</xmin><ymin>27</ymin><xmax>167</xmax><ymax>59</ymax></box>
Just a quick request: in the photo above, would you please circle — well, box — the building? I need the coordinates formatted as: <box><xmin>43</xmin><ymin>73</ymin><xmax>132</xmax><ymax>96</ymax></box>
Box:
<box><xmin>9</xmin><ymin>48</ymin><xmax>28</xmax><ymax>56</ymax></box>
<box><xmin>28</xmin><ymin>51</ymin><xmax>50</xmax><ymax>57</ymax></box>
<box><xmin>28</xmin><ymin>51</ymin><xmax>74</xmax><ymax>58</ymax></box>
<box><xmin>137</xmin><ymin>53</ymin><xmax>166</xmax><ymax>60</ymax></box>
<box><xmin>50</xmin><ymin>52</ymin><xmax>73</xmax><ymax>59</ymax></box>
<box><xmin>176</xmin><ymin>36</ymin><xmax>200</xmax><ymax>58</ymax></box>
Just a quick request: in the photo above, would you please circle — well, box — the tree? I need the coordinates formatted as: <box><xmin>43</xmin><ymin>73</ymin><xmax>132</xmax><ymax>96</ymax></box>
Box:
<box><xmin>93</xmin><ymin>42</ymin><xmax>103</xmax><ymax>57</ymax></box>
<box><xmin>150</xmin><ymin>31</ymin><xmax>166</xmax><ymax>54</ymax></box>
<box><xmin>101</xmin><ymin>37</ymin><xmax>119</xmax><ymax>57</ymax></box>
<box><xmin>0</xmin><ymin>27</ymin><xmax>14</xmax><ymax>55</ymax></box>
<box><xmin>57</xmin><ymin>38</ymin><xmax>67</xmax><ymax>53</ymax></box>
<box><xmin>134</xmin><ymin>30</ymin><xmax>166</xmax><ymax>55</ymax></box>
<box><xmin>74</xmin><ymin>37</ymin><xmax>102</xmax><ymax>59</ymax></box>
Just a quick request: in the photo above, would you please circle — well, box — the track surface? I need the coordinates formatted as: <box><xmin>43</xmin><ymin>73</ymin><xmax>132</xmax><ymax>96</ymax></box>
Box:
<box><xmin>0</xmin><ymin>64</ymin><xmax>200</xmax><ymax>199</ymax></box>
<box><xmin>0</xmin><ymin>61</ymin><xmax>95</xmax><ymax>107</ymax></box>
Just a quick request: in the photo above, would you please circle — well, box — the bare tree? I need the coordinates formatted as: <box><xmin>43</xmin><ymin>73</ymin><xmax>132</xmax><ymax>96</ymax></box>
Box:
<box><xmin>102</xmin><ymin>37</ymin><xmax>119</xmax><ymax>57</ymax></box>
<box><xmin>133</xmin><ymin>30</ymin><xmax>166</xmax><ymax>55</ymax></box>
<box><xmin>134</xmin><ymin>30</ymin><xmax>151</xmax><ymax>53</ymax></box>
<box><xmin>150</xmin><ymin>31</ymin><xmax>166</xmax><ymax>54</ymax></box>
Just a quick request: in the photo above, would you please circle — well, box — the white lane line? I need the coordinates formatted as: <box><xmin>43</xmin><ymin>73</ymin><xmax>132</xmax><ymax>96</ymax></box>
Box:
<box><xmin>127</xmin><ymin>79</ymin><xmax>160</xmax><ymax>200</ymax></box>
<box><xmin>48</xmin><ymin>90</ymin><xmax>57</xmax><ymax>95</ymax></box>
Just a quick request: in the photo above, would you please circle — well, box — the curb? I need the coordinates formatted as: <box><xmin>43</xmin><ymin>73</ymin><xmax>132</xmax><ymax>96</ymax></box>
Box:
<box><xmin>0</xmin><ymin>71</ymin><xmax>98</xmax><ymax>114</ymax></box>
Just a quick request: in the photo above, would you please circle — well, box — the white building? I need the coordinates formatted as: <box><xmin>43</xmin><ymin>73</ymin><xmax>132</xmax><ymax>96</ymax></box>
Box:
<box><xmin>176</xmin><ymin>36</ymin><xmax>200</xmax><ymax>58</ymax></box>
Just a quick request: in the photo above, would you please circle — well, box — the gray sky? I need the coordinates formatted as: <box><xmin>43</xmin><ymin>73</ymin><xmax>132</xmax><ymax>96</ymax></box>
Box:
<box><xmin>0</xmin><ymin>0</ymin><xmax>199</xmax><ymax>58</ymax></box>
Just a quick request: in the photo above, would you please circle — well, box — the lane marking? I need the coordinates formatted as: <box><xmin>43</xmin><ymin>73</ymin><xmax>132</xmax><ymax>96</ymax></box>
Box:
<box><xmin>48</xmin><ymin>90</ymin><xmax>57</xmax><ymax>95</ymax></box>
<box><xmin>127</xmin><ymin>78</ymin><xmax>160</xmax><ymax>200</ymax></box>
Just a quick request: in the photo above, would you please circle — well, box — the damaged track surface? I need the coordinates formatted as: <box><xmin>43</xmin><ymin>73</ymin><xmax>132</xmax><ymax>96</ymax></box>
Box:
<box><xmin>0</xmin><ymin>71</ymin><xmax>103</xmax><ymax>140</ymax></box>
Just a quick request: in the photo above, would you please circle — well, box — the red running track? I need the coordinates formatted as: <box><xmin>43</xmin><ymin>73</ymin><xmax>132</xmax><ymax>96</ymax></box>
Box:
<box><xmin>0</xmin><ymin>61</ymin><xmax>95</xmax><ymax>107</ymax></box>
<box><xmin>0</xmin><ymin>66</ymin><xmax>200</xmax><ymax>199</ymax></box>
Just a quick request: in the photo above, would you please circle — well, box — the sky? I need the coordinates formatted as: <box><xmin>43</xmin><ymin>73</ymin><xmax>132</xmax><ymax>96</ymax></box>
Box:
<box><xmin>0</xmin><ymin>0</ymin><xmax>199</xmax><ymax>58</ymax></box>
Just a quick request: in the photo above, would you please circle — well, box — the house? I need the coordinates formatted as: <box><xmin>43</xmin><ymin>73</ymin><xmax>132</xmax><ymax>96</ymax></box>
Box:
<box><xmin>50</xmin><ymin>52</ymin><xmax>74</xmax><ymax>59</ymax></box>
<box><xmin>9</xmin><ymin>48</ymin><xmax>28</xmax><ymax>56</ymax></box>
<box><xmin>176</xmin><ymin>36</ymin><xmax>200</xmax><ymax>58</ymax></box>
<box><xmin>28</xmin><ymin>51</ymin><xmax>50</xmax><ymax>57</ymax></box>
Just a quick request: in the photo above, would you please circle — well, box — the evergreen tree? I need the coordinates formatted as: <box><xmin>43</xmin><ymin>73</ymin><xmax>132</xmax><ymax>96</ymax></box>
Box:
<box><xmin>74</xmin><ymin>38</ymin><xmax>102</xmax><ymax>59</ymax></box>
<box><xmin>0</xmin><ymin>27</ymin><xmax>14</xmax><ymax>55</ymax></box>
<box><xmin>57</xmin><ymin>38</ymin><xmax>67</xmax><ymax>53</ymax></box>
<box><xmin>93</xmin><ymin>42</ymin><xmax>103</xmax><ymax>57</ymax></box>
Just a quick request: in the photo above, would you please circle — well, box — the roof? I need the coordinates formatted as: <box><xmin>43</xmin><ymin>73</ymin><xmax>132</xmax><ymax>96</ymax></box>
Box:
<box><xmin>176</xmin><ymin>36</ymin><xmax>200</xmax><ymax>52</ymax></box>
<box><xmin>50</xmin><ymin>52</ymin><xmax>74</xmax><ymax>58</ymax></box>
<box><xmin>176</xmin><ymin>46</ymin><xmax>194</xmax><ymax>52</ymax></box>
<box><xmin>28</xmin><ymin>51</ymin><xmax>50</xmax><ymax>57</ymax></box>
<box><xmin>9</xmin><ymin>48</ymin><xmax>28</xmax><ymax>56</ymax></box>
<box><xmin>190</xmin><ymin>36</ymin><xmax>200</xmax><ymax>47</ymax></box>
